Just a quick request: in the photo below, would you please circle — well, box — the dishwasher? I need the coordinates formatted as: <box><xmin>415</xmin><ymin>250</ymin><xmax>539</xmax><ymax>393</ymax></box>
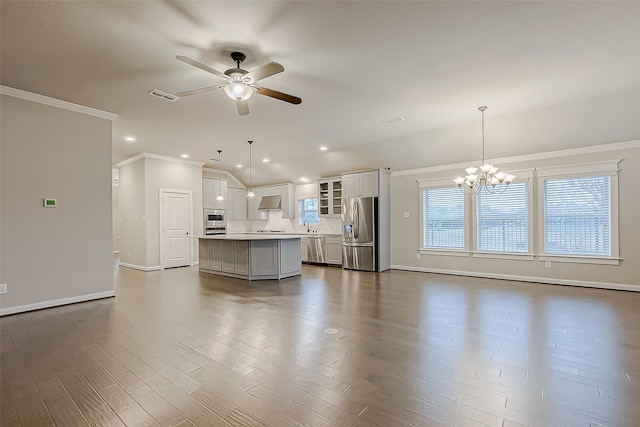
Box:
<box><xmin>307</xmin><ymin>234</ymin><xmax>326</xmax><ymax>264</ymax></box>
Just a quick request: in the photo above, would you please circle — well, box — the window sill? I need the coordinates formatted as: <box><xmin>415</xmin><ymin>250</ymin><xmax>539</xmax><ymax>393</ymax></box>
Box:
<box><xmin>539</xmin><ymin>255</ymin><xmax>620</xmax><ymax>266</ymax></box>
<box><xmin>472</xmin><ymin>252</ymin><xmax>535</xmax><ymax>261</ymax></box>
<box><xmin>419</xmin><ymin>249</ymin><xmax>470</xmax><ymax>257</ymax></box>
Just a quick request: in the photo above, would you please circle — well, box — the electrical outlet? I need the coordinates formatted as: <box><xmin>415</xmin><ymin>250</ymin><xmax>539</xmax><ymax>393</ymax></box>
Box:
<box><xmin>545</xmin><ymin>261</ymin><xmax>551</xmax><ymax>268</ymax></box>
<box><xmin>416</xmin><ymin>252</ymin><xmax>421</xmax><ymax>260</ymax></box>
<box><xmin>0</xmin><ymin>283</ymin><xmax>7</xmax><ymax>294</ymax></box>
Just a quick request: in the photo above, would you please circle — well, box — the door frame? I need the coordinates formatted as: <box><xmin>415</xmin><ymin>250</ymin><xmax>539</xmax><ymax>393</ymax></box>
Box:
<box><xmin>159</xmin><ymin>188</ymin><xmax>193</xmax><ymax>270</ymax></box>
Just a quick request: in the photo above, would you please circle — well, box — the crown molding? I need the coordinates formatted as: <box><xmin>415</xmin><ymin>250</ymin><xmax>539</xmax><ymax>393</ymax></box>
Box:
<box><xmin>116</xmin><ymin>152</ymin><xmax>205</xmax><ymax>168</ymax></box>
<box><xmin>0</xmin><ymin>85</ymin><xmax>118</xmax><ymax>120</ymax></box>
<box><xmin>392</xmin><ymin>140</ymin><xmax>640</xmax><ymax>177</ymax></box>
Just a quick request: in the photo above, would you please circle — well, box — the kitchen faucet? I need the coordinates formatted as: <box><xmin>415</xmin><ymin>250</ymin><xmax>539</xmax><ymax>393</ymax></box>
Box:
<box><xmin>303</xmin><ymin>220</ymin><xmax>310</xmax><ymax>232</ymax></box>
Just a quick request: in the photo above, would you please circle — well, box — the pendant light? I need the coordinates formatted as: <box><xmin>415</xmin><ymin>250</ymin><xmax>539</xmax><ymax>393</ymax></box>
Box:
<box><xmin>453</xmin><ymin>106</ymin><xmax>515</xmax><ymax>195</ymax></box>
<box><xmin>246</xmin><ymin>140</ymin><xmax>256</xmax><ymax>198</ymax></box>
<box><xmin>216</xmin><ymin>149</ymin><xmax>224</xmax><ymax>202</ymax></box>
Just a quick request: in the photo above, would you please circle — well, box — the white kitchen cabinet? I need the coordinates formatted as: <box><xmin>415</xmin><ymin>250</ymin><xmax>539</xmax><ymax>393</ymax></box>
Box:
<box><xmin>203</xmin><ymin>178</ymin><xmax>227</xmax><ymax>209</ymax></box>
<box><xmin>280</xmin><ymin>183</ymin><xmax>295</xmax><ymax>219</ymax></box>
<box><xmin>325</xmin><ymin>234</ymin><xmax>342</xmax><ymax>266</ymax></box>
<box><xmin>318</xmin><ymin>178</ymin><xmax>342</xmax><ymax>217</ymax></box>
<box><xmin>246</xmin><ymin>184</ymin><xmax>295</xmax><ymax>219</ymax></box>
<box><xmin>199</xmin><ymin>239</ymin><xmax>210</xmax><ymax>270</ymax></box>
<box><xmin>222</xmin><ymin>240</ymin><xmax>235</xmax><ymax>273</ymax></box>
<box><xmin>300</xmin><ymin>237</ymin><xmax>308</xmax><ymax>262</ymax></box>
<box><xmin>247</xmin><ymin>188</ymin><xmax>265</xmax><ymax>220</ymax></box>
<box><xmin>342</xmin><ymin>171</ymin><xmax>378</xmax><ymax>198</ymax></box>
<box><xmin>227</xmin><ymin>188</ymin><xmax>247</xmax><ymax>220</ymax></box>
<box><xmin>208</xmin><ymin>240</ymin><xmax>223</xmax><ymax>271</ymax></box>
<box><xmin>235</xmin><ymin>241</ymin><xmax>249</xmax><ymax>275</ymax></box>
<box><xmin>199</xmin><ymin>239</ymin><xmax>250</xmax><ymax>278</ymax></box>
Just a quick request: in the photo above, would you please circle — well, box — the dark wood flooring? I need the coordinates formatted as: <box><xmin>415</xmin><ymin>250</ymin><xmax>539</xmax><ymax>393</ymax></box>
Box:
<box><xmin>1</xmin><ymin>264</ymin><xmax>639</xmax><ymax>426</ymax></box>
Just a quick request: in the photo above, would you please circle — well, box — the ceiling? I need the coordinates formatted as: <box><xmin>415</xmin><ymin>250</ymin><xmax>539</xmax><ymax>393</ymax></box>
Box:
<box><xmin>2</xmin><ymin>1</ymin><xmax>640</xmax><ymax>186</ymax></box>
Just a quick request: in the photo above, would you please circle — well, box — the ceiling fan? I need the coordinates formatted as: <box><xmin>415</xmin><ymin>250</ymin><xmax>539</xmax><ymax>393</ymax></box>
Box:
<box><xmin>173</xmin><ymin>52</ymin><xmax>302</xmax><ymax>115</ymax></box>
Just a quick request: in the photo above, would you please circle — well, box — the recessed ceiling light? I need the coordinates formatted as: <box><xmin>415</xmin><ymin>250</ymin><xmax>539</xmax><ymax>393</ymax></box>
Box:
<box><xmin>300</xmin><ymin>177</ymin><xmax>309</xmax><ymax>182</ymax></box>
<box><xmin>319</xmin><ymin>146</ymin><xmax>328</xmax><ymax>151</ymax></box>
<box><xmin>125</xmin><ymin>136</ymin><xmax>136</xmax><ymax>142</ymax></box>
<box><xmin>262</xmin><ymin>158</ymin><xmax>269</xmax><ymax>163</ymax></box>
<box><xmin>181</xmin><ymin>154</ymin><xmax>189</xmax><ymax>158</ymax></box>
<box><xmin>236</xmin><ymin>164</ymin><xmax>243</xmax><ymax>168</ymax></box>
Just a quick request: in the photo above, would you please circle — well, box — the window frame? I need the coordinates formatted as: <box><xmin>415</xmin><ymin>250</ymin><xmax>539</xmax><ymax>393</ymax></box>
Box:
<box><xmin>418</xmin><ymin>178</ymin><xmax>469</xmax><ymax>256</ymax></box>
<box><xmin>537</xmin><ymin>160</ymin><xmax>620</xmax><ymax>265</ymax></box>
<box><xmin>471</xmin><ymin>171</ymin><xmax>535</xmax><ymax>260</ymax></box>
<box><xmin>297</xmin><ymin>196</ymin><xmax>320</xmax><ymax>225</ymax></box>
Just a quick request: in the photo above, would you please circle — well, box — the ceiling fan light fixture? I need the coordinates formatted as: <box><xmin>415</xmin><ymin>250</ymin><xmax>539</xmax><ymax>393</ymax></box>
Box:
<box><xmin>224</xmin><ymin>83</ymin><xmax>253</xmax><ymax>101</ymax></box>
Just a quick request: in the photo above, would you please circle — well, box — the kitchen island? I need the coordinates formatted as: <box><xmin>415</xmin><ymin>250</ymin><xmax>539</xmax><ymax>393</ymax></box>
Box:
<box><xmin>197</xmin><ymin>234</ymin><xmax>303</xmax><ymax>280</ymax></box>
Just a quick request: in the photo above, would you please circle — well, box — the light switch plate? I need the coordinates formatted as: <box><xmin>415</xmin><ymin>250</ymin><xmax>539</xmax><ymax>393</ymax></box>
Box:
<box><xmin>0</xmin><ymin>283</ymin><xmax>7</xmax><ymax>294</ymax></box>
<box><xmin>403</xmin><ymin>212</ymin><xmax>410</xmax><ymax>218</ymax></box>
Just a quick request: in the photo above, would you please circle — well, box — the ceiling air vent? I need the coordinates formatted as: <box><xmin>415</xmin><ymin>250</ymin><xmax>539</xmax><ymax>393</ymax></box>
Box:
<box><xmin>382</xmin><ymin>115</ymin><xmax>405</xmax><ymax>123</ymax></box>
<box><xmin>148</xmin><ymin>89</ymin><xmax>179</xmax><ymax>102</ymax></box>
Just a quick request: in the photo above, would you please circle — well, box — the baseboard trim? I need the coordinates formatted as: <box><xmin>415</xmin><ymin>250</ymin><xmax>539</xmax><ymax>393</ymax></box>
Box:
<box><xmin>0</xmin><ymin>290</ymin><xmax>115</xmax><ymax>316</ymax></box>
<box><xmin>390</xmin><ymin>265</ymin><xmax>640</xmax><ymax>293</ymax></box>
<box><xmin>119</xmin><ymin>262</ymin><xmax>161</xmax><ymax>272</ymax></box>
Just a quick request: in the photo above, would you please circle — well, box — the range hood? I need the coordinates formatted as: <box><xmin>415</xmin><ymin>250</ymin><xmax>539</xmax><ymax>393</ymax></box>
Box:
<box><xmin>257</xmin><ymin>195</ymin><xmax>282</xmax><ymax>210</ymax></box>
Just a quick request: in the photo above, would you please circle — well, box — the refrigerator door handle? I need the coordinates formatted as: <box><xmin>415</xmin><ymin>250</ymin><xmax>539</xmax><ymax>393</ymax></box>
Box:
<box><xmin>342</xmin><ymin>242</ymin><xmax>374</xmax><ymax>247</ymax></box>
<box><xmin>354</xmin><ymin>202</ymin><xmax>358</xmax><ymax>239</ymax></box>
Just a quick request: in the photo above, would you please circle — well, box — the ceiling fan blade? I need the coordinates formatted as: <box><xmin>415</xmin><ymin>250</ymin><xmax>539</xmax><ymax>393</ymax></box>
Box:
<box><xmin>253</xmin><ymin>86</ymin><xmax>302</xmax><ymax>105</ymax></box>
<box><xmin>237</xmin><ymin>100</ymin><xmax>250</xmax><ymax>116</ymax></box>
<box><xmin>174</xmin><ymin>85</ymin><xmax>224</xmax><ymax>97</ymax></box>
<box><xmin>245</xmin><ymin>62</ymin><xmax>284</xmax><ymax>83</ymax></box>
<box><xmin>176</xmin><ymin>55</ymin><xmax>226</xmax><ymax>78</ymax></box>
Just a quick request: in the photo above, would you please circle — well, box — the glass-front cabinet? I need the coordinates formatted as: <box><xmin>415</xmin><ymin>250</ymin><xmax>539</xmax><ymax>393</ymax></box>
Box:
<box><xmin>318</xmin><ymin>178</ymin><xmax>342</xmax><ymax>217</ymax></box>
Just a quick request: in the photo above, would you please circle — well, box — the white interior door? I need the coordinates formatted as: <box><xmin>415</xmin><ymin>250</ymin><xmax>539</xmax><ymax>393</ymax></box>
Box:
<box><xmin>161</xmin><ymin>190</ymin><xmax>191</xmax><ymax>268</ymax></box>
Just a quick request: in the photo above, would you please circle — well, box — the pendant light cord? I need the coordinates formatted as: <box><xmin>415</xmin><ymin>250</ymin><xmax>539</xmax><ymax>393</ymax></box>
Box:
<box><xmin>248</xmin><ymin>140</ymin><xmax>253</xmax><ymax>192</ymax></box>
<box><xmin>217</xmin><ymin>149</ymin><xmax>222</xmax><ymax>197</ymax></box>
<box><xmin>479</xmin><ymin>106</ymin><xmax>487</xmax><ymax>164</ymax></box>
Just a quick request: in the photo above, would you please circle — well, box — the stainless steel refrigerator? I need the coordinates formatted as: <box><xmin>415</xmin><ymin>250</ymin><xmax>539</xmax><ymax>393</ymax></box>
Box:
<box><xmin>342</xmin><ymin>197</ymin><xmax>378</xmax><ymax>271</ymax></box>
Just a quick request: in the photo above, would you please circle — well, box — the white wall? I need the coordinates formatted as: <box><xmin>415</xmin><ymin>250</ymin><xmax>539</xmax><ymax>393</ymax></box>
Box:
<box><xmin>0</xmin><ymin>93</ymin><xmax>114</xmax><ymax>314</ymax></box>
<box><xmin>144</xmin><ymin>157</ymin><xmax>203</xmax><ymax>268</ymax></box>
<box><xmin>117</xmin><ymin>154</ymin><xmax>203</xmax><ymax>270</ymax></box>
<box><xmin>118</xmin><ymin>157</ymin><xmax>147</xmax><ymax>268</ymax></box>
<box><xmin>390</xmin><ymin>142</ymin><xmax>640</xmax><ymax>290</ymax></box>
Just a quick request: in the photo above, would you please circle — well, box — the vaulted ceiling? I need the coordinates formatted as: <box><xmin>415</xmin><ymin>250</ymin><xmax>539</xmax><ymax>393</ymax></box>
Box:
<box><xmin>2</xmin><ymin>1</ymin><xmax>640</xmax><ymax>186</ymax></box>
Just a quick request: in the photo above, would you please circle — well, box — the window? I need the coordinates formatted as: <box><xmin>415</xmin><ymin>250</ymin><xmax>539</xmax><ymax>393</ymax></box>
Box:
<box><xmin>476</xmin><ymin>182</ymin><xmax>529</xmax><ymax>253</ymax></box>
<box><xmin>422</xmin><ymin>187</ymin><xmax>465</xmax><ymax>249</ymax></box>
<box><xmin>298</xmin><ymin>197</ymin><xmax>320</xmax><ymax>225</ymax></box>
<box><xmin>543</xmin><ymin>176</ymin><xmax>611</xmax><ymax>256</ymax></box>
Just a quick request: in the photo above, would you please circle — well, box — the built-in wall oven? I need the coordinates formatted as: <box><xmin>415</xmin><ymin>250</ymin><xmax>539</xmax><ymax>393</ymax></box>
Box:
<box><xmin>204</xmin><ymin>209</ymin><xmax>226</xmax><ymax>235</ymax></box>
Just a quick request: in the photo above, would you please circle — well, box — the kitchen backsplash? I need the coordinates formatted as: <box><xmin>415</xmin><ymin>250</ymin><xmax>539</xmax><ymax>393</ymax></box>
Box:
<box><xmin>226</xmin><ymin>210</ymin><xmax>342</xmax><ymax>234</ymax></box>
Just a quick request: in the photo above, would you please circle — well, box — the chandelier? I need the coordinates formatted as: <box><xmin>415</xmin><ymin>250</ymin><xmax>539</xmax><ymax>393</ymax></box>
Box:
<box><xmin>454</xmin><ymin>106</ymin><xmax>515</xmax><ymax>194</ymax></box>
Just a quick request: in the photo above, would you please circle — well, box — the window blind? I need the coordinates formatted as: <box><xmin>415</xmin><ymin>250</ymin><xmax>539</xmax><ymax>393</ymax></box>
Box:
<box><xmin>477</xmin><ymin>182</ymin><xmax>528</xmax><ymax>253</ymax></box>
<box><xmin>543</xmin><ymin>176</ymin><xmax>611</xmax><ymax>256</ymax></box>
<box><xmin>422</xmin><ymin>188</ymin><xmax>464</xmax><ymax>249</ymax></box>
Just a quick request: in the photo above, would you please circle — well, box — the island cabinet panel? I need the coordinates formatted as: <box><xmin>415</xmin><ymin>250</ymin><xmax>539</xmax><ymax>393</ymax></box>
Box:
<box><xmin>222</xmin><ymin>240</ymin><xmax>235</xmax><ymax>274</ymax></box>
<box><xmin>198</xmin><ymin>236</ymin><xmax>301</xmax><ymax>280</ymax></box>
<box><xmin>250</xmin><ymin>240</ymin><xmax>279</xmax><ymax>276</ymax></box>
<box><xmin>280</xmin><ymin>239</ymin><xmax>301</xmax><ymax>276</ymax></box>
<box><xmin>199</xmin><ymin>239</ymin><xmax>210</xmax><ymax>270</ymax></box>
<box><xmin>235</xmin><ymin>241</ymin><xmax>249</xmax><ymax>276</ymax></box>
<box><xmin>209</xmin><ymin>240</ymin><xmax>223</xmax><ymax>271</ymax></box>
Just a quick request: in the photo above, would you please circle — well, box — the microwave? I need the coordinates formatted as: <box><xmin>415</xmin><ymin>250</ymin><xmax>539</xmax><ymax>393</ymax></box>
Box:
<box><xmin>204</xmin><ymin>209</ymin><xmax>226</xmax><ymax>234</ymax></box>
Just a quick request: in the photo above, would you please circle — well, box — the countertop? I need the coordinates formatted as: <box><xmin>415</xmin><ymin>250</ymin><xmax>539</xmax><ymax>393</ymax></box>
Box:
<box><xmin>195</xmin><ymin>234</ymin><xmax>306</xmax><ymax>240</ymax></box>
